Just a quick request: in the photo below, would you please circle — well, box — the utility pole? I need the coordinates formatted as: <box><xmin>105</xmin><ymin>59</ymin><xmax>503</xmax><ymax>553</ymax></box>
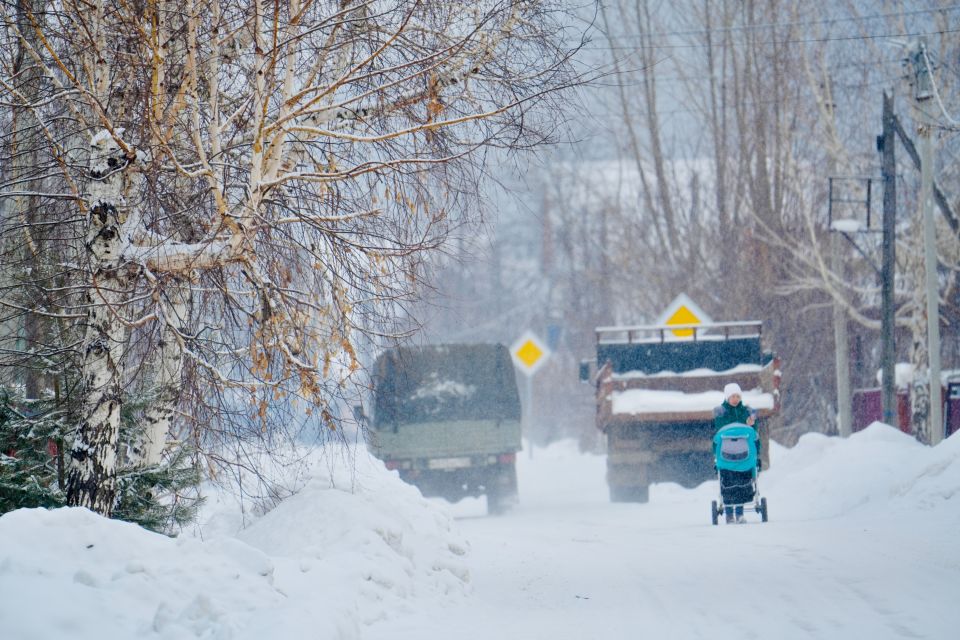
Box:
<box><xmin>825</xmin><ymin>84</ymin><xmax>851</xmax><ymax>438</ymax></box>
<box><xmin>879</xmin><ymin>92</ymin><xmax>897</xmax><ymax>427</ymax></box>
<box><xmin>831</xmin><ymin>216</ymin><xmax>852</xmax><ymax>437</ymax></box>
<box><xmin>911</xmin><ymin>40</ymin><xmax>944</xmax><ymax>445</ymax></box>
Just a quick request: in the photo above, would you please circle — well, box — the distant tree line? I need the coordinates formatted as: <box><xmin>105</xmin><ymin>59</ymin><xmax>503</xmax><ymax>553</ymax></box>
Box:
<box><xmin>417</xmin><ymin>1</ymin><xmax>960</xmax><ymax>446</ymax></box>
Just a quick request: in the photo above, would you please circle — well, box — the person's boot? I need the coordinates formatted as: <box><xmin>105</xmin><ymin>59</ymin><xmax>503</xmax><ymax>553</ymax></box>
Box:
<box><xmin>725</xmin><ymin>510</ymin><xmax>734</xmax><ymax>524</ymax></box>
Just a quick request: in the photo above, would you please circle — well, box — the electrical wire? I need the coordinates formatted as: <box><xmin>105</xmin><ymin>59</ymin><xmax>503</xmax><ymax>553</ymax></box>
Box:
<box><xmin>591</xmin><ymin>58</ymin><xmax>903</xmax><ymax>85</ymax></box>
<box><xmin>921</xmin><ymin>45</ymin><xmax>960</xmax><ymax>128</ymax></box>
<box><xmin>600</xmin><ymin>4</ymin><xmax>960</xmax><ymax>40</ymax></box>
<box><xmin>588</xmin><ymin>27</ymin><xmax>960</xmax><ymax>52</ymax></box>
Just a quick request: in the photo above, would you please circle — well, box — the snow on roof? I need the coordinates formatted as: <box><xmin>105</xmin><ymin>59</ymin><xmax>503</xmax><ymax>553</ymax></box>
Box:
<box><xmin>411</xmin><ymin>377</ymin><xmax>476</xmax><ymax>401</ymax></box>
<box><xmin>873</xmin><ymin>364</ymin><xmax>960</xmax><ymax>387</ymax></box>
<box><xmin>612</xmin><ymin>389</ymin><xmax>775</xmax><ymax>415</ymax></box>
<box><xmin>830</xmin><ymin>219</ymin><xmax>863</xmax><ymax>233</ymax></box>
<box><xmin>611</xmin><ymin>363</ymin><xmax>764</xmax><ymax>380</ymax></box>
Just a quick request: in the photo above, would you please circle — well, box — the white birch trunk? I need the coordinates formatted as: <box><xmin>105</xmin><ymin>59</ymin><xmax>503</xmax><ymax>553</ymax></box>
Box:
<box><xmin>66</xmin><ymin>132</ymin><xmax>136</xmax><ymax>515</ymax></box>
<box><xmin>909</xmin><ymin>320</ymin><xmax>931</xmax><ymax>444</ymax></box>
<box><xmin>907</xmin><ymin>243</ymin><xmax>931</xmax><ymax>444</ymax></box>
<box><xmin>134</xmin><ymin>281</ymin><xmax>190</xmax><ymax>467</ymax></box>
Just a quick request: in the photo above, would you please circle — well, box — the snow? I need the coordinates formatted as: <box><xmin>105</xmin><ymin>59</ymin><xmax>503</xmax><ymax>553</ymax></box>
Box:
<box><xmin>829</xmin><ymin>218</ymin><xmax>864</xmax><ymax>233</ymax></box>
<box><xmin>612</xmin><ymin>388</ymin><xmax>775</xmax><ymax>413</ymax></box>
<box><xmin>875</xmin><ymin>362</ymin><xmax>917</xmax><ymax>386</ymax></box>
<box><xmin>411</xmin><ymin>377</ymin><xmax>476</xmax><ymax>400</ymax></box>
<box><xmin>90</xmin><ymin>128</ymin><xmax>123</xmax><ymax>148</ymax></box>
<box><xmin>0</xmin><ymin>452</ymin><xmax>469</xmax><ymax>640</ymax></box>
<box><xmin>2</xmin><ymin>425</ymin><xmax>960</xmax><ymax>639</ymax></box>
<box><xmin>873</xmin><ymin>363</ymin><xmax>960</xmax><ymax>387</ymax></box>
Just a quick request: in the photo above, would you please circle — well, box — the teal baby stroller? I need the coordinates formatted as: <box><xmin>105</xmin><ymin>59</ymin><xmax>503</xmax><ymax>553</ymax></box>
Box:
<box><xmin>710</xmin><ymin>423</ymin><xmax>768</xmax><ymax>525</ymax></box>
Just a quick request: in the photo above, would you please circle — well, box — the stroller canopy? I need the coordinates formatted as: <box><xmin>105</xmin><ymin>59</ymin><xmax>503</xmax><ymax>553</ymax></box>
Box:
<box><xmin>714</xmin><ymin>423</ymin><xmax>759</xmax><ymax>473</ymax></box>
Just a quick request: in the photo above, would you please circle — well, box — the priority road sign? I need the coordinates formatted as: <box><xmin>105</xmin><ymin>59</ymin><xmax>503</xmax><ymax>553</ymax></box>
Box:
<box><xmin>511</xmin><ymin>331</ymin><xmax>550</xmax><ymax>376</ymax></box>
<box><xmin>656</xmin><ymin>294</ymin><xmax>712</xmax><ymax>338</ymax></box>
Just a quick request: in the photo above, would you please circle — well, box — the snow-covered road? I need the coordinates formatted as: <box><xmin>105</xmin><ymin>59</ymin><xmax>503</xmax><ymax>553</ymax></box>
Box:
<box><xmin>3</xmin><ymin>425</ymin><xmax>957</xmax><ymax>640</ymax></box>
<box><xmin>367</xmin><ymin>430</ymin><xmax>960</xmax><ymax>640</ymax></box>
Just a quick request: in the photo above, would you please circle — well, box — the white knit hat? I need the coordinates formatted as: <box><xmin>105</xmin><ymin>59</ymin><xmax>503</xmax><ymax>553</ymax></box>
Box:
<box><xmin>723</xmin><ymin>382</ymin><xmax>742</xmax><ymax>400</ymax></box>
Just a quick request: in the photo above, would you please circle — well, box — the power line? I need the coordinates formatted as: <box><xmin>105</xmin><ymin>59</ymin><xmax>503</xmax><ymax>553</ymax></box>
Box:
<box><xmin>588</xmin><ymin>27</ymin><xmax>960</xmax><ymax>52</ymax></box>
<box><xmin>601</xmin><ymin>5</ymin><xmax>960</xmax><ymax>40</ymax></box>
<box><xmin>595</xmin><ymin>58</ymin><xmax>904</xmax><ymax>84</ymax></box>
<box><xmin>585</xmin><ymin>79</ymin><xmax>899</xmax><ymax>120</ymax></box>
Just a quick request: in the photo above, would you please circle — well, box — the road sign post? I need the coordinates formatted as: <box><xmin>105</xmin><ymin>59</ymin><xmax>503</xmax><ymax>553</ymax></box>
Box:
<box><xmin>511</xmin><ymin>331</ymin><xmax>550</xmax><ymax>459</ymax></box>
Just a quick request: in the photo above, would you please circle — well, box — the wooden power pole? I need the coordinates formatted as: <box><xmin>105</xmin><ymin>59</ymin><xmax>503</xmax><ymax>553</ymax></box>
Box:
<box><xmin>879</xmin><ymin>92</ymin><xmax>897</xmax><ymax>427</ymax></box>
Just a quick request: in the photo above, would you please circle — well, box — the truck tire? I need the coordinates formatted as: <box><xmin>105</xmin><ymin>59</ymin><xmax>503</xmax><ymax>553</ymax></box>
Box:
<box><xmin>609</xmin><ymin>484</ymin><xmax>649</xmax><ymax>503</ymax></box>
<box><xmin>760</xmin><ymin>497</ymin><xmax>769</xmax><ymax>522</ymax></box>
<box><xmin>486</xmin><ymin>463</ymin><xmax>518</xmax><ymax>516</ymax></box>
<box><xmin>759</xmin><ymin>418</ymin><xmax>773</xmax><ymax>471</ymax></box>
<box><xmin>487</xmin><ymin>483</ymin><xmax>508</xmax><ymax>515</ymax></box>
<box><xmin>711</xmin><ymin>500</ymin><xmax>719</xmax><ymax>526</ymax></box>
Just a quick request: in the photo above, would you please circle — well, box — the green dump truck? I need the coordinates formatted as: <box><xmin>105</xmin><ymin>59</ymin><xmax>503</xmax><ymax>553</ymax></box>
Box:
<box><xmin>364</xmin><ymin>343</ymin><xmax>522</xmax><ymax>514</ymax></box>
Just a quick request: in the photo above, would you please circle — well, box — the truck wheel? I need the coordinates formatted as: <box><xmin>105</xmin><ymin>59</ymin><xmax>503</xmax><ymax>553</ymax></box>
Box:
<box><xmin>609</xmin><ymin>484</ymin><xmax>649</xmax><ymax>503</ymax></box>
<box><xmin>711</xmin><ymin>500</ymin><xmax>719</xmax><ymax>526</ymax></box>
<box><xmin>486</xmin><ymin>463</ymin><xmax>518</xmax><ymax>516</ymax></box>
<box><xmin>487</xmin><ymin>485</ymin><xmax>517</xmax><ymax>515</ymax></box>
<box><xmin>760</xmin><ymin>497</ymin><xmax>769</xmax><ymax>522</ymax></box>
<box><xmin>487</xmin><ymin>486</ymin><xmax>505</xmax><ymax>515</ymax></box>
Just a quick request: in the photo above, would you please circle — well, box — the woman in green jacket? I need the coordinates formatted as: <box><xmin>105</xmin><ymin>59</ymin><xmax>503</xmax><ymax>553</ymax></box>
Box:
<box><xmin>713</xmin><ymin>382</ymin><xmax>756</xmax><ymax>430</ymax></box>
<box><xmin>713</xmin><ymin>383</ymin><xmax>758</xmax><ymax>523</ymax></box>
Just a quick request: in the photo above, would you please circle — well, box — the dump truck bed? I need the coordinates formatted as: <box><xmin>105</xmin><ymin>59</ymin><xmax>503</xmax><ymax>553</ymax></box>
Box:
<box><xmin>598</xmin><ymin>359</ymin><xmax>780</xmax><ymax>427</ymax></box>
<box><xmin>590</xmin><ymin>321</ymin><xmax>781</xmax><ymax>502</ymax></box>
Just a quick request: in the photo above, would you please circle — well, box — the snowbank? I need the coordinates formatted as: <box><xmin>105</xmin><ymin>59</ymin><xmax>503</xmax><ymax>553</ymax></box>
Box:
<box><xmin>0</xmin><ymin>507</ymin><xmax>283</xmax><ymax>640</ymax></box>
<box><xmin>0</xmin><ymin>448</ymin><xmax>469</xmax><ymax>640</ymax></box>
<box><xmin>761</xmin><ymin>422</ymin><xmax>960</xmax><ymax>520</ymax></box>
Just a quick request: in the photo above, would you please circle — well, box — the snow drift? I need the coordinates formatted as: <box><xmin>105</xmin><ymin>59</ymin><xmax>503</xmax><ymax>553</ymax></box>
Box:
<box><xmin>1</xmin><ymin>423</ymin><xmax>958</xmax><ymax>640</ymax></box>
<box><xmin>0</xmin><ymin>450</ymin><xmax>469</xmax><ymax>640</ymax></box>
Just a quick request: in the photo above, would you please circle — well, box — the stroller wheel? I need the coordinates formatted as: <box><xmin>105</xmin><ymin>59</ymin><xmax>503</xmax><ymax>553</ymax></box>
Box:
<box><xmin>760</xmin><ymin>497</ymin><xmax>769</xmax><ymax>522</ymax></box>
<box><xmin>711</xmin><ymin>500</ymin><xmax>719</xmax><ymax>526</ymax></box>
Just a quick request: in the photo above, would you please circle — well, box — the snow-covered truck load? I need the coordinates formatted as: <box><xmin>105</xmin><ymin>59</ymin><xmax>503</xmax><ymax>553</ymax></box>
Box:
<box><xmin>365</xmin><ymin>343</ymin><xmax>522</xmax><ymax>514</ymax></box>
<box><xmin>585</xmin><ymin>321</ymin><xmax>781</xmax><ymax>503</ymax></box>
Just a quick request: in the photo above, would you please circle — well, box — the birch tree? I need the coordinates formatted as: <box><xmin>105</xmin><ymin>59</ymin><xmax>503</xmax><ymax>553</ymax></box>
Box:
<box><xmin>0</xmin><ymin>0</ymin><xmax>584</xmax><ymax>516</ymax></box>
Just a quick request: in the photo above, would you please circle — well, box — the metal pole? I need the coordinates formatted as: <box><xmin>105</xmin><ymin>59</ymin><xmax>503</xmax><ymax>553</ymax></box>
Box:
<box><xmin>920</xmin><ymin>116</ymin><xmax>944</xmax><ymax>444</ymax></box>
<box><xmin>880</xmin><ymin>92</ymin><xmax>897</xmax><ymax>426</ymax></box>
<box><xmin>832</xmin><ymin>233</ymin><xmax>852</xmax><ymax>437</ymax></box>
<box><xmin>526</xmin><ymin>374</ymin><xmax>534</xmax><ymax>459</ymax></box>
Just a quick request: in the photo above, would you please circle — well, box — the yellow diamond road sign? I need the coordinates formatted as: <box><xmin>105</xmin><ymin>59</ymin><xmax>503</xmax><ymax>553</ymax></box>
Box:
<box><xmin>516</xmin><ymin>340</ymin><xmax>544</xmax><ymax>368</ymax></box>
<box><xmin>511</xmin><ymin>331</ymin><xmax>550</xmax><ymax>376</ymax></box>
<box><xmin>656</xmin><ymin>294</ymin><xmax>712</xmax><ymax>338</ymax></box>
